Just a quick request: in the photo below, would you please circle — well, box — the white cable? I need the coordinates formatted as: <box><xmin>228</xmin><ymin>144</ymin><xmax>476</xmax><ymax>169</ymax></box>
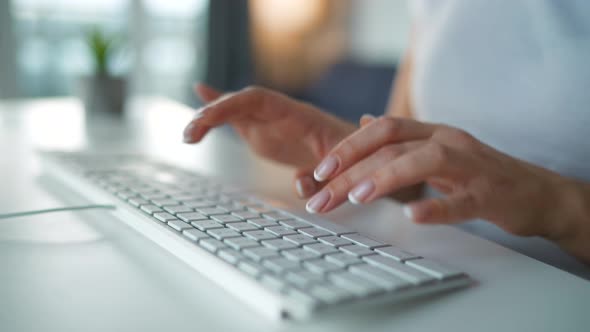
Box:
<box><xmin>0</xmin><ymin>205</ymin><xmax>116</xmax><ymax>220</ymax></box>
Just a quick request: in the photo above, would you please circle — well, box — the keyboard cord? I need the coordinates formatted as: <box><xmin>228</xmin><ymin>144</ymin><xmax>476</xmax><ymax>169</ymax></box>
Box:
<box><xmin>0</xmin><ymin>205</ymin><xmax>117</xmax><ymax>220</ymax></box>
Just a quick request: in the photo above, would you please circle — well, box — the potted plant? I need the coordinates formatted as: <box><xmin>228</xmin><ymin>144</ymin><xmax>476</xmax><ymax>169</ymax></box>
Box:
<box><xmin>79</xmin><ymin>28</ymin><xmax>127</xmax><ymax>114</ymax></box>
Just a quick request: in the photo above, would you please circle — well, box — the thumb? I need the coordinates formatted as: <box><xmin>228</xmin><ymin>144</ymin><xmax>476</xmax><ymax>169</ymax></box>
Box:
<box><xmin>194</xmin><ymin>83</ymin><xmax>223</xmax><ymax>103</ymax></box>
<box><xmin>293</xmin><ymin>168</ymin><xmax>322</xmax><ymax>199</ymax></box>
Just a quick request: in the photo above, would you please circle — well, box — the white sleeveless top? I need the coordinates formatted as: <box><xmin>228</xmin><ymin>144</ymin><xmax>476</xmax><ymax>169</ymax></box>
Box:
<box><xmin>409</xmin><ymin>0</ymin><xmax>590</xmax><ymax>277</ymax></box>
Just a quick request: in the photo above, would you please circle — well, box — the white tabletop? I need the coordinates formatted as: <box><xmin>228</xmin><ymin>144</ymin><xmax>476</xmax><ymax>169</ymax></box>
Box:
<box><xmin>1</xmin><ymin>98</ymin><xmax>589</xmax><ymax>332</ymax></box>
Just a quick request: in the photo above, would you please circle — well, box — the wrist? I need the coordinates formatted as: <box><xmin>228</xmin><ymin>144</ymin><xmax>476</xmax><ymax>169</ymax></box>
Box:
<box><xmin>547</xmin><ymin>178</ymin><xmax>590</xmax><ymax>262</ymax></box>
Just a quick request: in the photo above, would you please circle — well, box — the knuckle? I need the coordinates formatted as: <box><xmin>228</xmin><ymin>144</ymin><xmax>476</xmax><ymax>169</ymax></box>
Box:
<box><xmin>242</xmin><ymin>86</ymin><xmax>267</xmax><ymax>98</ymax></box>
<box><xmin>378</xmin><ymin>117</ymin><xmax>400</xmax><ymax>137</ymax></box>
<box><xmin>428</xmin><ymin>142</ymin><xmax>450</xmax><ymax>165</ymax></box>
<box><xmin>377</xmin><ymin>145</ymin><xmax>403</xmax><ymax>163</ymax></box>
<box><xmin>435</xmin><ymin>127</ymin><xmax>477</xmax><ymax>148</ymax></box>
<box><xmin>337</xmin><ymin>139</ymin><xmax>359</xmax><ymax>161</ymax></box>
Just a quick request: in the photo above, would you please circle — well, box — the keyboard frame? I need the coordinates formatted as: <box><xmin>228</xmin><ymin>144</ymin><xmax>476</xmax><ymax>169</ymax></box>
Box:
<box><xmin>41</xmin><ymin>153</ymin><xmax>472</xmax><ymax>321</ymax></box>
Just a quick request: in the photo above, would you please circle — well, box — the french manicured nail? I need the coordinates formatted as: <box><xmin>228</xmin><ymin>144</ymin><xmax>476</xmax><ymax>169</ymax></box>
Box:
<box><xmin>348</xmin><ymin>180</ymin><xmax>375</xmax><ymax>204</ymax></box>
<box><xmin>295</xmin><ymin>176</ymin><xmax>316</xmax><ymax>198</ymax></box>
<box><xmin>183</xmin><ymin>123</ymin><xmax>196</xmax><ymax>142</ymax></box>
<box><xmin>403</xmin><ymin>205</ymin><xmax>414</xmax><ymax>220</ymax></box>
<box><xmin>360</xmin><ymin>113</ymin><xmax>376</xmax><ymax>122</ymax></box>
<box><xmin>314</xmin><ymin>155</ymin><xmax>339</xmax><ymax>182</ymax></box>
<box><xmin>306</xmin><ymin>190</ymin><xmax>331</xmax><ymax>214</ymax></box>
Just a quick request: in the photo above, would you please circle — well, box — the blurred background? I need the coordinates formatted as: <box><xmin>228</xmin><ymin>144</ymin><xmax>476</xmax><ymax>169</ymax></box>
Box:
<box><xmin>0</xmin><ymin>0</ymin><xmax>411</xmax><ymax>121</ymax></box>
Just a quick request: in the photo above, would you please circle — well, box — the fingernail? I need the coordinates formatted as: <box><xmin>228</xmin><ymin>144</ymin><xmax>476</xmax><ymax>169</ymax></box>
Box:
<box><xmin>183</xmin><ymin>123</ymin><xmax>196</xmax><ymax>142</ymax></box>
<box><xmin>361</xmin><ymin>114</ymin><xmax>376</xmax><ymax>121</ymax></box>
<box><xmin>403</xmin><ymin>205</ymin><xmax>414</xmax><ymax>220</ymax></box>
<box><xmin>306</xmin><ymin>190</ymin><xmax>331</xmax><ymax>214</ymax></box>
<box><xmin>295</xmin><ymin>176</ymin><xmax>315</xmax><ymax>198</ymax></box>
<box><xmin>348</xmin><ymin>180</ymin><xmax>375</xmax><ymax>204</ymax></box>
<box><xmin>314</xmin><ymin>155</ymin><xmax>339</xmax><ymax>182</ymax></box>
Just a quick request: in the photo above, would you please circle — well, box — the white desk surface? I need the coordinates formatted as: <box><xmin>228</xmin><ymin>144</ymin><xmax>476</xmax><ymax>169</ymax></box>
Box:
<box><xmin>1</xmin><ymin>98</ymin><xmax>589</xmax><ymax>332</ymax></box>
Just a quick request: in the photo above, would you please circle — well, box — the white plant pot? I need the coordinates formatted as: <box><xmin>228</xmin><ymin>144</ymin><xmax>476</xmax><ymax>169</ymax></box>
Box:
<box><xmin>78</xmin><ymin>75</ymin><xmax>127</xmax><ymax>114</ymax></box>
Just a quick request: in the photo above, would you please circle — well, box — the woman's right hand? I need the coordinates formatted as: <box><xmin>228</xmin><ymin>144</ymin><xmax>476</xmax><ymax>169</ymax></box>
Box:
<box><xmin>183</xmin><ymin>84</ymin><xmax>357</xmax><ymax>199</ymax></box>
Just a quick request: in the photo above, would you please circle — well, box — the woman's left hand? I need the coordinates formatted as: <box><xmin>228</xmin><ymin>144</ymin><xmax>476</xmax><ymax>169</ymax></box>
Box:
<box><xmin>306</xmin><ymin>116</ymin><xmax>576</xmax><ymax>240</ymax></box>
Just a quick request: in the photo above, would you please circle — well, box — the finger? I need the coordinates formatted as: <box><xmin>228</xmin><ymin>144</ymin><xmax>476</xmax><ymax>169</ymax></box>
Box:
<box><xmin>183</xmin><ymin>121</ymin><xmax>211</xmax><ymax>143</ymax></box>
<box><xmin>293</xmin><ymin>169</ymin><xmax>322</xmax><ymax>199</ymax></box>
<box><xmin>194</xmin><ymin>83</ymin><xmax>223</xmax><ymax>103</ymax></box>
<box><xmin>403</xmin><ymin>191</ymin><xmax>479</xmax><ymax>224</ymax></box>
<box><xmin>360</xmin><ymin>114</ymin><xmax>376</xmax><ymax>127</ymax></box>
<box><xmin>183</xmin><ymin>87</ymin><xmax>270</xmax><ymax>143</ymax></box>
<box><xmin>305</xmin><ymin>141</ymin><xmax>422</xmax><ymax>213</ymax></box>
<box><xmin>313</xmin><ymin>117</ymin><xmax>437</xmax><ymax>182</ymax></box>
<box><xmin>346</xmin><ymin>142</ymin><xmax>461</xmax><ymax>204</ymax></box>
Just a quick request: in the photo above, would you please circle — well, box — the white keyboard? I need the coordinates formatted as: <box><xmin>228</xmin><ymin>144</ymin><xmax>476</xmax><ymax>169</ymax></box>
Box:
<box><xmin>42</xmin><ymin>152</ymin><xmax>471</xmax><ymax>320</ymax></box>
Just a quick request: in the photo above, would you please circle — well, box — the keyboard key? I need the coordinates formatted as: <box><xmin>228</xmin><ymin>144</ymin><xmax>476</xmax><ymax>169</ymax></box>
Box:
<box><xmin>163</xmin><ymin>205</ymin><xmax>194</xmax><ymax>214</ymax></box>
<box><xmin>247</xmin><ymin>218</ymin><xmax>278</xmax><ymax>228</ymax></box>
<box><xmin>262</xmin><ymin>211</ymin><xmax>291</xmax><ymax>221</ymax></box>
<box><xmin>311</xmin><ymin>220</ymin><xmax>357</xmax><ymax>236</ymax></box>
<box><xmin>339</xmin><ymin>244</ymin><xmax>376</xmax><ymax>257</ymax></box>
<box><xmin>262</xmin><ymin>257</ymin><xmax>301</xmax><ymax>274</ymax></box>
<box><xmin>177</xmin><ymin>212</ymin><xmax>208</xmax><ymax>222</ymax></box>
<box><xmin>140</xmin><ymin>192</ymin><xmax>168</xmax><ymax>200</ymax></box>
<box><xmin>260</xmin><ymin>274</ymin><xmax>287</xmax><ymax>292</ymax></box>
<box><xmin>349</xmin><ymin>264</ymin><xmax>411</xmax><ymax>290</ymax></box>
<box><xmin>140</xmin><ymin>204</ymin><xmax>163</xmax><ymax>214</ymax></box>
<box><xmin>215</xmin><ymin>203</ymin><xmax>245</xmax><ymax>213</ymax></box>
<box><xmin>247</xmin><ymin>205</ymin><xmax>273</xmax><ymax>214</ymax></box>
<box><xmin>285</xmin><ymin>270</ymin><xmax>325</xmax><ymax>288</ymax></box>
<box><xmin>182</xmin><ymin>229</ymin><xmax>209</xmax><ymax>242</ymax></box>
<box><xmin>299</xmin><ymin>227</ymin><xmax>332</xmax><ymax>238</ymax></box>
<box><xmin>185</xmin><ymin>200</ymin><xmax>218</xmax><ymax>208</ymax></box>
<box><xmin>318</xmin><ymin>236</ymin><xmax>352</xmax><ymax>247</ymax></box>
<box><xmin>199</xmin><ymin>238</ymin><xmax>227</xmax><ymax>253</ymax></box>
<box><xmin>285</xmin><ymin>288</ymin><xmax>318</xmax><ymax>307</ymax></box>
<box><xmin>153</xmin><ymin>212</ymin><xmax>177</xmax><ymax>223</ymax></box>
<box><xmin>150</xmin><ymin>199</ymin><xmax>179</xmax><ymax>207</ymax></box>
<box><xmin>197</xmin><ymin>207</ymin><xmax>229</xmax><ymax>216</ymax></box>
<box><xmin>303</xmin><ymin>259</ymin><xmax>343</xmax><ymax>274</ymax></box>
<box><xmin>303</xmin><ymin>243</ymin><xmax>339</xmax><ymax>255</ymax></box>
<box><xmin>325</xmin><ymin>253</ymin><xmax>363</xmax><ymax>267</ymax></box>
<box><xmin>227</xmin><ymin>222</ymin><xmax>258</xmax><ymax>232</ymax></box>
<box><xmin>261</xmin><ymin>238</ymin><xmax>298</xmax><ymax>251</ymax></box>
<box><xmin>218</xmin><ymin>249</ymin><xmax>246</xmax><ymax>265</ymax></box>
<box><xmin>405</xmin><ymin>258</ymin><xmax>466</xmax><ymax>280</ymax></box>
<box><xmin>231</xmin><ymin>211</ymin><xmax>261</xmax><ymax>220</ymax></box>
<box><xmin>329</xmin><ymin>272</ymin><xmax>384</xmax><ymax>296</ymax></box>
<box><xmin>282</xmin><ymin>248</ymin><xmax>321</xmax><ymax>261</ymax></box>
<box><xmin>243</xmin><ymin>230</ymin><xmax>278</xmax><ymax>241</ymax></box>
<box><xmin>211</xmin><ymin>214</ymin><xmax>242</xmax><ymax>224</ymax></box>
<box><xmin>167</xmin><ymin>219</ymin><xmax>193</xmax><ymax>231</ymax></box>
<box><xmin>224</xmin><ymin>237</ymin><xmax>261</xmax><ymax>250</ymax></box>
<box><xmin>128</xmin><ymin>198</ymin><xmax>149</xmax><ymax>207</ymax></box>
<box><xmin>243</xmin><ymin>247</ymin><xmax>280</xmax><ymax>261</ymax></box>
<box><xmin>279</xmin><ymin>219</ymin><xmax>313</xmax><ymax>229</ymax></box>
<box><xmin>284</xmin><ymin>234</ymin><xmax>318</xmax><ymax>246</ymax></box>
<box><xmin>190</xmin><ymin>219</ymin><xmax>224</xmax><ymax>231</ymax></box>
<box><xmin>308</xmin><ymin>284</ymin><xmax>353</xmax><ymax>304</ymax></box>
<box><xmin>341</xmin><ymin>234</ymin><xmax>388</xmax><ymax>249</ymax></box>
<box><xmin>238</xmin><ymin>260</ymin><xmax>265</xmax><ymax>277</ymax></box>
<box><xmin>207</xmin><ymin>228</ymin><xmax>242</xmax><ymax>240</ymax></box>
<box><xmin>363</xmin><ymin>255</ymin><xmax>434</xmax><ymax>284</ymax></box>
<box><xmin>265</xmin><ymin>226</ymin><xmax>297</xmax><ymax>237</ymax></box>
<box><xmin>375</xmin><ymin>246</ymin><xmax>421</xmax><ymax>262</ymax></box>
